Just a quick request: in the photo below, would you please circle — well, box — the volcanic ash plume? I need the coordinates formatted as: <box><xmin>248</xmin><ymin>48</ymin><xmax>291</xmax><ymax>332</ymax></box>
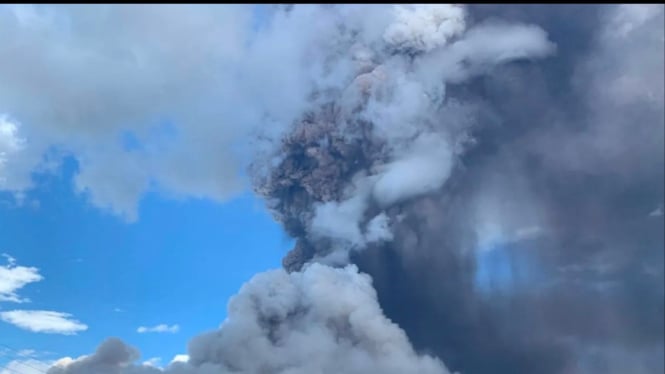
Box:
<box><xmin>251</xmin><ymin>4</ymin><xmax>556</xmax><ymax>270</ymax></box>
<box><xmin>252</xmin><ymin>3</ymin><xmax>664</xmax><ymax>374</ymax></box>
<box><xmin>36</xmin><ymin>4</ymin><xmax>664</xmax><ymax>374</ymax></box>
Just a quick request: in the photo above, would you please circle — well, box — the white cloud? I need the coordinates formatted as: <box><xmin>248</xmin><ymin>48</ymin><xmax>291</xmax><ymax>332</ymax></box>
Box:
<box><xmin>137</xmin><ymin>324</ymin><xmax>179</xmax><ymax>334</ymax></box>
<box><xmin>0</xmin><ymin>253</ymin><xmax>43</xmax><ymax>303</ymax></box>
<box><xmin>0</xmin><ymin>4</ymin><xmax>256</xmax><ymax>220</ymax></box>
<box><xmin>142</xmin><ymin>358</ymin><xmax>162</xmax><ymax>368</ymax></box>
<box><xmin>365</xmin><ymin>212</ymin><xmax>394</xmax><ymax>243</ymax></box>
<box><xmin>372</xmin><ymin>133</ymin><xmax>454</xmax><ymax>207</ymax></box>
<box><xmin>311</xmin><ymin>189</ymin><xmax>369</xmax><ymax>246</ymax></box>
<box><xmin>169</xmin><ymin>355</ymin><xmax>189</xmax><ymax>364</ymax></box>
<box><xmin>15</xmin><ymin>349</ymin><xmax>37</xmax><ymax>358</ymax></box>
<box><xmin>0</xmin><ymin>257</ymin><xmax>86</xmax><ymax>337</ymax></box>
<box><xmin>0</xmin><ymin>310</ymin><xmax>88</xmax><ymax>335</ymax></box>
<box><xmin>0</xmin><ymin>116</ymin><xmax>26</xmax><ymax>190</ymax></box>
<box><xmin>1</xmin><ymin>359</ymin><xmax>51</xmax><ymax>374</ymax></box>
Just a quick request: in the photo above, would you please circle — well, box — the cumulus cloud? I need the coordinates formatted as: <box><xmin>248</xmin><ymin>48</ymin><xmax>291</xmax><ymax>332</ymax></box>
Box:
<box><xmin>137</xmin><ymin>324</ymin><xmax>180</xmax><ymax>334</ymax></box>
<box><xmin>48</xmin><ymin>338</ymin><xmax>158</xmax><ymax>374</ymax></box>
<box><xmin>0</xmin><ymin>4</ymin><xmax>258</xmax><ymax>220</ymax></box>
<box><xmin>0</xmin><ymin>310</ymin><xmax>88</xmax><ymax>335</ymax></box>
<box><xmin>0</xmin><ymin>253</ymin><xmax>42</xmax><ymax>303</ymax></box>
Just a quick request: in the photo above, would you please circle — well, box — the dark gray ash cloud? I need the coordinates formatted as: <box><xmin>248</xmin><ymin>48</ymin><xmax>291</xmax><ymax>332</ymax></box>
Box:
<box><xmin>253</xmin><ymin>4</ymin><xmax>664</xmax><ymax>374</ymax></box>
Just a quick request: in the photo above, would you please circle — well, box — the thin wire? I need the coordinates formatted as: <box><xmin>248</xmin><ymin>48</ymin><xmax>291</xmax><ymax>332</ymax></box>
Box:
<box><xmin>1</xmin><ymin>361</ymin><xmax>47</xmax><ymax>374</ymax></box>
<box><xmin>0</xmin><ymin>344</ymin><xmax>49</xmax><ymax>374</ymax></box>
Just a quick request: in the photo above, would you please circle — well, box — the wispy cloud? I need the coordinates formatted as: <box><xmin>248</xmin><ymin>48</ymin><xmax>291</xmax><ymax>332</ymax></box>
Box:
<box><xmin>170</xmin><ymin>354</ymin><xmax>189</xmax><ymax>364</ymax></box>
<box><xmin>15</xmin><ymin>349</ymin><xmax>36</xmax><ymax>358</ymax></box>
<box><xmin>0</xmin><ymin>254</ymin><xmax>43</xmax><ymax>303</ymax></box>
<box><xmin>137</xmin><ymin>324</ymin><xmax>179</xmax><ymax>334</ymax></box>
<box><xmin>0</xmin><ymin>359</ymin><xmax>51</xmax><ymax>374</ymax></box>
<box><xmin>0</xmin><ymin>310</ymin><xmax>88</xmax><ymax>335</ymax></box>
<box><xmin>142</xmin><ymin>357</ymin><xmax>162</xmax><ymax>367</ymax></box>
<box><xmin>649</xmin><ymin>204</ymin><xmax>663</xmax><ymax>217</ymax></box>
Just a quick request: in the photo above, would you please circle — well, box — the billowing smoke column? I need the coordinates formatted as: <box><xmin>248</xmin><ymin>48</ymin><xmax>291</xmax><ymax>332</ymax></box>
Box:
<box><xmin>44</xmin><ymin>4</ymin><xmax>663</xmax><ymax>374</ymax></box>
<box><xmin>252</xmin><ymin>4</ymin><xmax>556</xmax><ymax>270</ymax></box>
<box><xmin>252</xmin><ymin>3</ymin><xmax>664</xmax><ymax>373</ymax></box>
<box><xmin>48</xmin><ymin>265</ymin><xmax>451</xmax><ymax>374</ymax></box>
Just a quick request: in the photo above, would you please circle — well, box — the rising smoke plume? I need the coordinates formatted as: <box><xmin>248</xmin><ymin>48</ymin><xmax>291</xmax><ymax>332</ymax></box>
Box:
<box><xmin>1</xmin><ymin>4</ymin><xmax>663</xmax><ymax>374</ymax></box>
<box><xmin>253</xmin><ymin>4</ymin><xmax>664</xmax><ymax>373</ymax></box>
<box><xmin>46</xmin><ymin>265</ymin><xmax>452</xmax><ymax>374</ymax></box>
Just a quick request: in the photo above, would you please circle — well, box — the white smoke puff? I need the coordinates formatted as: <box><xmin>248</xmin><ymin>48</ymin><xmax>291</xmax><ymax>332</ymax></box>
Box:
<box><xmin>310</xmin><ymin>195</ymin><xmax>368</xmax><ymax>246</ymax></box>
<box><xmin>362</xmin><ymin>67</ymin><xmax>435</xmax><ymax>144</ymax></box>
<box><xmin>384</xmin><ymin>4</ymin><xmax>466</xmax><ymax>53</ymax></box>
<box><xmin>360</xmin><ymin>19</ymin><xmax>556</xmax><ymax>143</ymax></box>
<box><xmin>372</xmin><ymin>133</ymin><xmax>454</xmax><ymax>207</ymax></box>
<box><xmin>311</xmin><ymin>212</ymin><xmax>394</xmax><ymax>266</ymax></box>
<box><xmin>310</xmin><ymin>174</ymin><xmax>374</xmax><ymax>246</ymax></box>
<box><xmin>365</xmin><ymin>212</ymin><xmax>394</xmax><ymax>243</ymax></box>
<box><xmin>415</xmin><ymin>21</ymin><xmax>556</xmax><ymax>85</ymax></box>
<box><xmin>349</xmin><ymin>43</ymin><xmax>376</xmax><ymax>75</ymax></box>
<box><xmin>309</xmin><ymin>173</ymin><xmax>393</xmax><ymax>251</ymax></box>
<box><xmin>455</xmin><ymin>22</ymin><xmax>556</xmax><ymax>64</ymax></box>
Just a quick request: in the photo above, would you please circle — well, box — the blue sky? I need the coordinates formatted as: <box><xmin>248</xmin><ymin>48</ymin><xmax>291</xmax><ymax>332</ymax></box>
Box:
<box><xmin>0</xmin><ymin>156</ymin><xmax>290</xmax><ymax>365</ymax></box>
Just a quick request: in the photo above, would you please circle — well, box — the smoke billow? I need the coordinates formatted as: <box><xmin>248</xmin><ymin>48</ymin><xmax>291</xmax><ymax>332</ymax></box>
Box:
<box><xmin>47</xmin><ymin>265</ymin><xmax>452</xmax><ymax>374</ymax></box>
<box><xmin>251</xmin><ymin>3</ymin><xmax>664</xmax><ymax>373</ymax></box>
<box><xmin>13</xmin><ymin>4</ymin><xmax>663</xmax><ymax>374</ymax></box>
<box><xmin>252</xmin><ymin>4</ymin><xmax>556</xmax><ymax>270</ymax></box>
